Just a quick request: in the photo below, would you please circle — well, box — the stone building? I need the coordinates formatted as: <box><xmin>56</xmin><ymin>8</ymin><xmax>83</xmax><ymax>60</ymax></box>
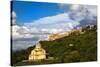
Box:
<box><xmin>48</xmin><ymin>34</ymin><xmax>62</xmax><ymax>41</ymax></box>
<box><xmin>28</xmin><ymin>43</ymin><xmax>46</xmax><ymax>61</ymax></box>
<box><xmin>48</xmin><ymin>28</ymin><xmax>85</xmax><ymax>41</ymax></box>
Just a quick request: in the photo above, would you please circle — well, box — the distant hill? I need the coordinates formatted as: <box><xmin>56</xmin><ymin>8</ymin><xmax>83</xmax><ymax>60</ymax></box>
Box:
<box><xmin>11</xmin><ymin>25</ymin><xmax>97</xmax><ymax>66</ymax></box>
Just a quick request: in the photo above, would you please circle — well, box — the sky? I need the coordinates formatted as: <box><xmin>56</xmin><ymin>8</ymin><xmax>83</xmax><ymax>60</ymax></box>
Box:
<box><xmin>11</xmin><ymin>1</ymin><xmax>97</xmax><ymax>51</ymax></box>
<box><xmin>12</xmin><ymin>1</ymin><xmax>69</xmax><ymax>25</ymax></box>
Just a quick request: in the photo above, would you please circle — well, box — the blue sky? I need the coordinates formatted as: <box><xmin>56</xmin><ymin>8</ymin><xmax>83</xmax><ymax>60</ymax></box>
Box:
<box><xmin>12</xmin><ymin>1</ymin><xmax>70</xmax><ymax>25</ymax></box>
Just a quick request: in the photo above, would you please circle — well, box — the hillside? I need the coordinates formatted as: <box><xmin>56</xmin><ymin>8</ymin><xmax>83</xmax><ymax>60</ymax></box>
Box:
<box><xmin>11</xmin><ymin>25</ymin><xmax>97</xmax><ymax>66</ymax></box>
<box><xmin>40</xmin><ymin>26</ymin><xmax>97</xmax><ymax>62</ymax></box>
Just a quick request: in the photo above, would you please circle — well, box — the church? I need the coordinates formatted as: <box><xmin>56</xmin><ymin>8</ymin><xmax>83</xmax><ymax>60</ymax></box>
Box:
<box><xmin>28</xmin><ymin>43</ymin><xmax>46</xmax><ymax>61</ymax></box>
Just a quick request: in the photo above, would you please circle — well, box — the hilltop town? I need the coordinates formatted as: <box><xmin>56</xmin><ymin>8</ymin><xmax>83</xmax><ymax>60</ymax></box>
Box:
<box><xmin>48</xmin><ymin>25</ymin><xmax>95</xmax><ymax>41</ymax></box>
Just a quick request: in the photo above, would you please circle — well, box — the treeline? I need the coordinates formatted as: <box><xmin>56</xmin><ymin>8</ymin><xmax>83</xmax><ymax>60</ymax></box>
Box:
<box><xmin>11</xmin><ymin>25</ymin><xmax>97</xmax><ymax>66</ymax></box>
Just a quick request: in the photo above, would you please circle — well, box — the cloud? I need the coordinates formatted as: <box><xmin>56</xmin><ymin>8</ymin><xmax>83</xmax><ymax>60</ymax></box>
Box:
<box><xmin>59</xmin><ymin>4</ymin><xmax>97</xmax><ymax>25</ymax></box>
<box><xmin>12</xmin><ymin>25</ymin><xmax>32</xmax><ymax>39</ymax></box>
<box><xmin>12</xmin><ymin>13</ymin><xmax>80</xmax><ymax>45</ymax></box>
<box><xmin>12</xmin><ymin>25</ymin><xmax>43</xmax><ymax>39</ymax></box>
<box><xmin>24</xmin><ymin>13</ymin><xmax>80</xmax><ymax>32</ymax></box>
<box><xmin>11</xmin><ymin>11</ymin><xmax>16</xmax><ymax>25</ymax></box>
<box><xmin>12</xmin><ymin>25</ymin><xmax>50</xmax><ymax>50</ymax></box>
<box><xmin>69</xmin><ymin>5</ymin><xmax>97</xmax><ymax>22</ymax></box>
<box><xmin>70</xmin><ymin>4</ymin><xmax>80</xmax><ymax>10</ymax></box>
<box><xmin>12</xmin><ymin>38</ymin><xmax>38</xmax><ymax>51</ymax></box>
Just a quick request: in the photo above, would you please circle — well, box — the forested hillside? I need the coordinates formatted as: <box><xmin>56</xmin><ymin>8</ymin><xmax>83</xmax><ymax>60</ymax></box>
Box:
<box><xmin>11</xmin><ymin>25</ymin><xmax>97</xmax><ymax>66</ymax></box>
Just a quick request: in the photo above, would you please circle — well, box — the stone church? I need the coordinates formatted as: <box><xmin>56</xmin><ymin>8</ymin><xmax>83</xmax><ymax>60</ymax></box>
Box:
<box><xmin>28</xmin><ymin>43</ymin><xmax>46</xmax><ymax>61</ymax></box>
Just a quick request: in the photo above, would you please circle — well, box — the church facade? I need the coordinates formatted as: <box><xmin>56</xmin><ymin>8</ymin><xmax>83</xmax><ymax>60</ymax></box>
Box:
<box><xmin>28</xmin><ymin>43</ymin><xmax>46</xmax><ymax>61</ymax></box>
